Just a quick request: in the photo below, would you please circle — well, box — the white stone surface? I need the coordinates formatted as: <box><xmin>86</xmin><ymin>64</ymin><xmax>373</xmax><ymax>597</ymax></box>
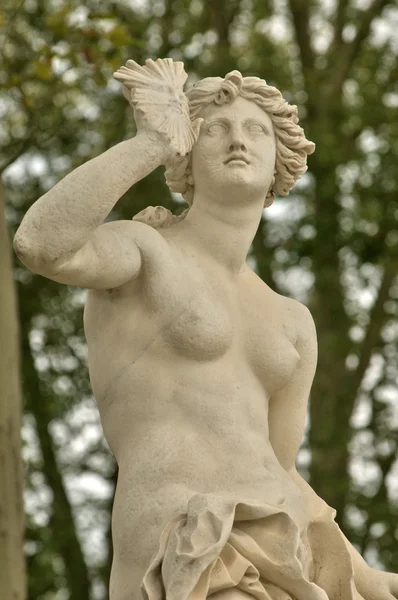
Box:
<box><xmin>14</xmin><ymin>59</ymin><xmax>398</xmax><ymax>600</ymax></box>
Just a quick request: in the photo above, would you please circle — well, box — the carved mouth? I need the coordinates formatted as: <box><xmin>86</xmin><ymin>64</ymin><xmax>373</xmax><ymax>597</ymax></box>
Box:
<box><xmin>225</xmin><ymin>155</ymin><xmax>249</xmax><ymax>165</ymax></box>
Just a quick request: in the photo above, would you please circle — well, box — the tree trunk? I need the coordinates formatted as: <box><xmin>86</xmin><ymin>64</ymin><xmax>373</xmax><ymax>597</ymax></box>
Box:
<box><xmin>308</xmin><ymin>140</ymin><xmax>358</xmax><ymax>526</ymax></box>
<box><xmin>21</xmin><ymin>341</ymin><xmax>92</xmax><ymax>600</ymax></box>
<box><xmin>0</xmin><ymin>177</ymin><xmax>26</xmax><ymax>600</ymax></box>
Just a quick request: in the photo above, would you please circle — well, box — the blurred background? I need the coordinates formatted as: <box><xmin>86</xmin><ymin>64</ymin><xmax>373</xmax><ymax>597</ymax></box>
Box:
<box><xmin>1</xmin><ymin>0</ymin><xmax>397</xmax><ymax>598</ymax></box>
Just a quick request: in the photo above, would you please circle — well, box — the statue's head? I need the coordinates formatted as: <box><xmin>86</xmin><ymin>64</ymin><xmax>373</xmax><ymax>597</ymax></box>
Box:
<box><xmin>134</xmin><ymin>70</ymin><xmax>315</xmax><ymax>227</ymax></box>
<box><xmin>166</xmin><ymin>70</ymin><xmax>314</xmax><ymax>205</ymax></box>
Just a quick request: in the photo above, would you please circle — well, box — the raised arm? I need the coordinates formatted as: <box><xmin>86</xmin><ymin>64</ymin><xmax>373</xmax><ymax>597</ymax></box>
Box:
<box><xmin>13</xmin><ymin>58</ymin><xmax>202</xmax><ymax>290</ymax></box>
<box><xmin>13</xmin><ymin>132</ymin><xmax>168</xmax><ymax>289</ymax></box>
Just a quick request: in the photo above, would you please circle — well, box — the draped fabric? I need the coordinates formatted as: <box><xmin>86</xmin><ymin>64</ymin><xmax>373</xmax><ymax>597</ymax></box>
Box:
<box><xmin>141</xmin><ymin>493</ymin><xmax>363</xmax><ymax>600</ymax></box>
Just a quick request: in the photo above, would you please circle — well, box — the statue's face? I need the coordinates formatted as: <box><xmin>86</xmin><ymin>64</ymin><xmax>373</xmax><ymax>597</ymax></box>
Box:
<box><xmin>190</xmin><ymin>95</ymin><xmax>276</xmax><ymax>200</ymax></box>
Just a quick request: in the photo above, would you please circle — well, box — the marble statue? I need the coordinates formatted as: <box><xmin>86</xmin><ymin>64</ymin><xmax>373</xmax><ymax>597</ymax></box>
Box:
<box><xmin>14</xmin><ymin>58</ymin><xmax>398</xmax><ymax>600</ymax></box>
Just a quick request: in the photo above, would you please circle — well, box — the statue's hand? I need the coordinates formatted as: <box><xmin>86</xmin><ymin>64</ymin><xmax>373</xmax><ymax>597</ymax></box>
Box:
<box><xmin>113</xmin><ymin>57</ymin><xmax>202</xmax><ymax>163</ymax></box>
<box><xmin>357</xmin><ymin>566</ymin><xmax>398</xmax><ymax>599</ymax></box>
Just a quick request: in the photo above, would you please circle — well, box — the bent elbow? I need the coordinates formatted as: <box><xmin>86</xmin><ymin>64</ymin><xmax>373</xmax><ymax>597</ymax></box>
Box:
<box><xmin>13</xmin><ymin>231</ymin><xmax>35</xmax><ymax>265</ymax></box>
<box><xmin>13</xmin><ymin>230</ymin><xmax>55</xmax><ymax>275</ymax></box>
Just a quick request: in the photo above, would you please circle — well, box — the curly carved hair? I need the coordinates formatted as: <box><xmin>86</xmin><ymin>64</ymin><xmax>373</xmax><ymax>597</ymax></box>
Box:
<box><xmin>133</xmin><ymin>70</ymin><xmax>315</xmax><ymax>228</ymax></box>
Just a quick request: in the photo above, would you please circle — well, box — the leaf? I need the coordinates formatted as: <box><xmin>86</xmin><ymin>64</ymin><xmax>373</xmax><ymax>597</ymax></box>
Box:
<box><xmin>44</xmin><ymin>7</ymin><xmax>70</xmax><ymax>35</ymax></box>
<box><xmin>108</xmin><ymin>24</ymin><xmax>133</xmax><ymax>46</ymax></box>
<box><xmin>34</xmin><ymin>59</ymin><xmax>54</xmax><ymax>81</ymax></box>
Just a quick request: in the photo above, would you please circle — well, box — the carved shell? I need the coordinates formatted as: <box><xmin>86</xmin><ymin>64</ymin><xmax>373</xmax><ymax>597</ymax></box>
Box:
<box><xmin>113</xmin><ymin>58</ymin><xmax>197</xmax><ymax>155</ymax></box>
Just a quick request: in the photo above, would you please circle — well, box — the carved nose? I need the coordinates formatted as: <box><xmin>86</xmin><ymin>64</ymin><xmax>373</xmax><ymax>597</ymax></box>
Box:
<box><xmin>229</xmin><ymin>139</ymin><xmax>247</xmax><ymax>152</ymax></box>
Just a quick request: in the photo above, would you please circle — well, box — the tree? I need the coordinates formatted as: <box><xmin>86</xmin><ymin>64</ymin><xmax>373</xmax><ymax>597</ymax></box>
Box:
<box><xmin>1</xmin><ymin>0</ymin><xmax>397</xmax><ymax>597</ymax></box>
<box><xmin>0</xmin><ymin>177</ymin><xmax>26</xmax><ymax>599</ymax></box>
<box><xmin>285</xmin><ymin>0</ymin><xmax>398</xmax><ymax>568</ymax></box>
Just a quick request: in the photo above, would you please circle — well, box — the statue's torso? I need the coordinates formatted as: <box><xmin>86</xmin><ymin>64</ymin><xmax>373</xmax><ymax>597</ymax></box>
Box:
<box><xmin>83</xmin><ymin>225</ymin><xmax>308</xmax><ymax>588</ymax></box>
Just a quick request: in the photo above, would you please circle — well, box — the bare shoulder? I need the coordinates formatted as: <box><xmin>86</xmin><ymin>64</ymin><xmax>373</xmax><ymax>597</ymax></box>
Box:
<box><xmin>282</xmin><ymin>295</ymin><xmax>315</xmax><ymax>332</ymax></box>
<box><xmin>278</xmin><ymin>295</ymin><xmax>317</xmax><ymax>344</ymax></box>
<box><xmin>279</xmin><ymin>298</ymin><xmax>317</xmax><ymax>370</ymax></box>
<box><xmin>248</xmin><ymin>269</ymin><xmax>314</xmax><ymax>324</ymax></box>
<box><xmin>244</xmin><ymin>269</ymin><xmax>316</xmax><ymax>347</ymax></box>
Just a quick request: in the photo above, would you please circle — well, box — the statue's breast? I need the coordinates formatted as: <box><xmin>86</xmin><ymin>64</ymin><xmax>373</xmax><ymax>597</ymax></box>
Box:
<box><xmin>162</xmin><ymin>281</ymin><xmax>234</xmax><ymax>361</ymax></box>
<box><xmin>237</xmin><ymin>275</ymin><xmax>301</xmax><ymax>395</ymax></box>
<box><xmin>242</xmin><ymin>318</ymin><xmax>300</xmax><ymax>395</ymax></box>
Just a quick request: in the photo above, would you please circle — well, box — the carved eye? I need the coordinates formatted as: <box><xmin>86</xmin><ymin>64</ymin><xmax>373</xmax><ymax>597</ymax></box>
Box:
<box><xmin>207</xmin><ymin>122</ymin><xmax>227</xmax><ymax>134</ymax></box>
<box><xmin>248</xmin><ymin>123</ymin><xmax>265</xmax><ymax>133</ymax></box>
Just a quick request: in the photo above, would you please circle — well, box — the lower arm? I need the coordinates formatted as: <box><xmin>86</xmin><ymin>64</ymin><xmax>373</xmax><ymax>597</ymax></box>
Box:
<box><xmin>289</xmin><ymin>467</ymin><xmax>332</xmax><ymax>519</ymax></box>
<box><xmin>289</xmin><ymin>468</ymin><xmax>370</xmax><ymax>578</ymax></box>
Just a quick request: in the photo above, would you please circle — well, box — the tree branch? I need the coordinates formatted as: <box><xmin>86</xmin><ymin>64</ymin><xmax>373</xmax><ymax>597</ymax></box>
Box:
<box><xmin>0</xmin><ymin>86</ymin><xmax>38</xmax><ymax>175</ymax></box>
<box><xmin>209</xmin><ymin>0</ymin><xmax>240</xmax><ymax>46</ymax></box>
<box><xmin>159</xmin><ymin>0</ymin><xmax>174</xmax><ymax>59</ymax></box>
<box><xmin>0</xmin><ymin>0</ymin><xmax>25</xmax><ymax>63</ymax></box>
<box><xmin>0</xmin><ymin>139</ymin><xmax>31</xmax><ymax>175</ymax></box>
<box><xmin>352</xmin><ymin>257</ymin><xmax>397</xmax><ymax>398</ymax></box>
<box><xmin>329</xmin><ymin>0</ymin><xmax>350</xmax><ymax>54</ymax></box>
<box><xmin>287</xmin><ymin>0</ymin><xmax>315</xmax><ymax>79</ymax></box>
<box><xmin>384</xmin><ymin>54</ymin><xmax>398</xmax><ymax>93</ymax></box>
<box><xmin>330</xmin><ymin>0</ymin><xmax>393</xmax><ymax>94</ymax></box>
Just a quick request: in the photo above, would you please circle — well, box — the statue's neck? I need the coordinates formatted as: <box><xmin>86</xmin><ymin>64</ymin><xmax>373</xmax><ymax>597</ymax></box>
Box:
<box><xmin>177</xmin><ymin>195</ymin><xmax>265</xmax><ymax>275</ymax></box>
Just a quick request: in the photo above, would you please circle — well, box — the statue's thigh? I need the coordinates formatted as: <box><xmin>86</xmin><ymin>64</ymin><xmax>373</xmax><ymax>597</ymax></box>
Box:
<box><xmin>209</xmin><ymin>589</ymin><xmax>254</xmax><ymax>600</ymax></box>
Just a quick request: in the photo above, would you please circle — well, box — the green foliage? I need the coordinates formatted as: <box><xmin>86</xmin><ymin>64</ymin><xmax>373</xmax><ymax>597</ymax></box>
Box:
<box><xmin>1</xmin><ymin>0</ymin><xmax>398</xmax><ymax>597</ymax></box>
